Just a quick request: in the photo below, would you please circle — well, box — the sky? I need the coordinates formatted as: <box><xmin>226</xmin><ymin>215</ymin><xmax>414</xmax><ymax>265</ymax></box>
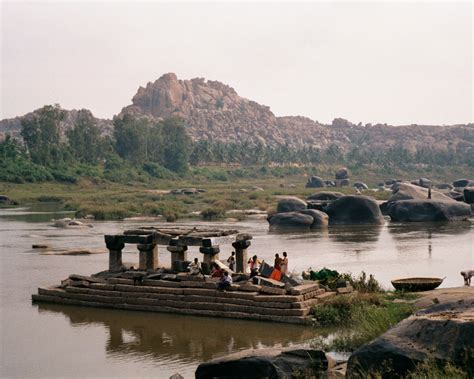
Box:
<box><xmin>1</xmin><ymin>1</ymin><xmax>472</xmax><ymax>125</ymax></box>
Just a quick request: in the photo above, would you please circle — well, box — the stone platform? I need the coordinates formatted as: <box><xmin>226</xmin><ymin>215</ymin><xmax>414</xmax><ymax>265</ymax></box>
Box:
<box><xmin>32</xmin><ymin>273</ymin><xmax>335</xmax><ymax>324</ymax></box>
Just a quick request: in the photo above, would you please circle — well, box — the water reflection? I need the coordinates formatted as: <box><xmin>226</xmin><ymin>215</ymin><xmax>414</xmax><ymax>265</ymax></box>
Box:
<box><xmin>327</xmin><ymin>224</ymin><xmax>383</xmax><ymax>244</ymax></box>
<box><xmin>388</xmin><ymin>221</ymin><xmax>472</xmax><ymax>240</ymax></box>
<box><xmin>36</xmin><ymin>304</ymin><xmax>325</xmax><ymax>363</ymax></box>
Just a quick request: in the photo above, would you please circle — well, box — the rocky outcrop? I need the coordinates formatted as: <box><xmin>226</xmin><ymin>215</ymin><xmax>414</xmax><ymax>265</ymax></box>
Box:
<box><xmin>347</xmin><ymin>299</ymin><xmax>474</xmax><ymax>378</ymax></box>
<box><xmin>388</xmin><ymin>182</ymin><xmax>452</xmax><ymax>203</ymax></box>
<box><xmin>306</xmin><ymin>176</ymin><xmax>325</xmax><ymax>188</ymax></box>
<box><xmin>324</xmin><ymin>196</ymin><xmax>385</xmax><ymax>225</ymax></box>
<box><xmin>195</xmin><ymin>347</ymin><xmax>328</xmax><ymax>379</ymax></box>
<box><xmin>388</xmin><ymin>200</ymin><xmax>471</xmax><ymax>222</ymax></box>
<box><xmin>276</xmin><ymin>197</ymin><xmax>307</xmax><ymax>213</ymax></box>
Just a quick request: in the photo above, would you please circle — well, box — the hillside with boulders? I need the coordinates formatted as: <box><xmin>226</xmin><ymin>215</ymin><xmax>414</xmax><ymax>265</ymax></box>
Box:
<box><xmin>1</xmin><ymin>73</ymin><xmax>473</xmax><ymax>155</ymax></box>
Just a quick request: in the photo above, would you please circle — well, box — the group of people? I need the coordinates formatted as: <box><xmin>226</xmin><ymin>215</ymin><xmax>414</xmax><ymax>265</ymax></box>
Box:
<box><xmin>248</xmin><ymin>251</ymin><xmax>289</xmax><ymax>280</ymax></box>
<box><xmin>186</xmin><ymin>250</ymin><xmax>289</xmax><ymax>289</ymax></box>
<box><xmin>187</xmin><ymin>258</ymin><xmax>233</xmax><ymax>291</ymax></box>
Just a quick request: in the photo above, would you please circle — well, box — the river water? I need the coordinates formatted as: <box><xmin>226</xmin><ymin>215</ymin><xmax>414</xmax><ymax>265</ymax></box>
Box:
<box><xmin>0</xmin><ymin>204</ymin><xmax>472</xmax><ymax>378</ymax></box>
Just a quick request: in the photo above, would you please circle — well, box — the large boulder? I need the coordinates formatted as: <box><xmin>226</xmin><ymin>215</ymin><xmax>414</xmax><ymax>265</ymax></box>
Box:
<box><xmin>347</xmin><ymin>299</ymin><xmax>474</xmax><ymax>378</ymax></box>
<box><xmin>463</xmin><ymin>187</ymin><xmax>474</xmax><ymax>204</ymax></box>
<box><xmin>335</xmin><ymin>167</ymin><xmax>349</xmax><ymax>179</ymax></box>
<box><xmin>305</xmin><ymin>175</ymin><xmax>325</xmax><ymax>188</ymax></box>
<box><xmin>324</xmin><ymin>196</ymin><xmax>385</xmax><ymax>225</ymax></box>
<box><xmin>306</xmin><ymin>192</ymin><xmax>344</xmax><ymax>201</ymax></box>
<box><xmin>276</xmin><ymin>197</ymin><xmax>307</xmax><ymax>213</ymax></box>
<box><xmin>196</xmin><ymin>348</ymin><xmax>328</xmax><ymax>379</ymax></box>
<box><xmin>388</xmin><ymin>182</ymin><xmax>452</xmax><ymax>203</ymax></box>
<box><xmin>268</xmin><ymin>212</ymin><xmax>314</xmax><ymax>231</ymax></box>
<box><xmin>453</xmin><ymin>179</ymin><xmax>474</xmax><ymax>188</ymax></box>
<box><xmin>388</xmin><ymin>200</ymin><xmax>471</xmax><ymax>222</ymax></box>
<box><xmin>298</xmin><ymin>209</ymin><xmax>329</xmax><ymax>228</ymax></box>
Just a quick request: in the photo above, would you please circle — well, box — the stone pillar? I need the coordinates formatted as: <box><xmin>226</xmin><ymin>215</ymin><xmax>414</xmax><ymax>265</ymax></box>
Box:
<box><xmin>137</xmin><ymin>243</ymin><xmax>158</xmax><ymax>271</ymax></box>
<box><xmin>199</xmin><ymin>245</ymin><xmax>220</xmax><ymax>265</ymax></box>
<box><xmin>232</xmin><ymin>240</ymin><xmax>251</xmax><ymax>273</ymax></box>
<box><xmin>167</xmin><ymin>245</ymin><xmax>188</xmax><ymax>267</ymax></box>
<box><xmin>106</xmin><ymin>242</ymin><xmax>125</xmax><ymax>272</ymax></box>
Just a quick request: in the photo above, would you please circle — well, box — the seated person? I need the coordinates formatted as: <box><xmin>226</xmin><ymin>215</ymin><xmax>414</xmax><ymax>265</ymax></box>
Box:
<box><xmin>218</xmin><ymin>271</ymin><xmax>233</xmax><ymax>291</ymax></box>
<box><xmin>210</xmin><ymin>262</ymin><xmax>223</xmax><ymax>278</ymax></box>
<box><xmin>188</xmin><ymin>258</ymin><xmax>201</xmax><ymax>275</ymax></box>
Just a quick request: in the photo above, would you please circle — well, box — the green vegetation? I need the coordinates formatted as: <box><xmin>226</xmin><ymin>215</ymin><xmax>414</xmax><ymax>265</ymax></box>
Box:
<box><xmin>311</xmin><ymin>292</ymin><xmax>414</xmax><ymax>352</ymax></box>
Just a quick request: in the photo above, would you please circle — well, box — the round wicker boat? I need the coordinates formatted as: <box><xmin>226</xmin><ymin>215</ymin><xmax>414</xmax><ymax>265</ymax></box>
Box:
<box><xmin>391</xmin><ymin>277</ymin><xmax>443</xmax><ymax>292</ymax></box>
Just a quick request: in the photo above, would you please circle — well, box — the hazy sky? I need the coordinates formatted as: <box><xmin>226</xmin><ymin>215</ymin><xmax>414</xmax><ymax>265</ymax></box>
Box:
<box><xmin>1</xmin><ymin>1</ymin><xmax>472</xmax><ymax>125</ymax></box>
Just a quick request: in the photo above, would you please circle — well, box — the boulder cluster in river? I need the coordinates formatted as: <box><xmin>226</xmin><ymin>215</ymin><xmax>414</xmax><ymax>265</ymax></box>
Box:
<box><xmin>268</xmin><ymin>194</ymin><xmax>383</xmax><ymax>230</ymax></box>
<box><xmin>270</xmin><ymin>177</ymin><xmax>473</xmax><ymax>230</ymax></box>
<box><xmin>306</xmin><ymin>167</ymin><xmax>360</xmax><ymax>189</ymax></box>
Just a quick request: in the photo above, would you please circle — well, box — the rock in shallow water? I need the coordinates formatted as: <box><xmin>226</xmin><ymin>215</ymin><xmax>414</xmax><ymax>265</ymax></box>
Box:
<box><xmin>324</xmin><ymin>195</ymin><xmax>384</xmax><ymax>225</ymax></box>
<box><xmin>195</xmin><ymin>348</ymin><xmax>328</xmax><ymax>379</ymax></box>
<box><xmin>268</xmin><ymin>212</ymin><xmax>314</xmax><ymax>230</ymax></box>
<box><xmin>388</xmin><ymin>199</ymin><xmax>471</xmax><ymax>222</ymax></box>
<box><xmin>276</xmin><ymin>197</ymin><xmax>307</xmax><ymax>213</ymax></box>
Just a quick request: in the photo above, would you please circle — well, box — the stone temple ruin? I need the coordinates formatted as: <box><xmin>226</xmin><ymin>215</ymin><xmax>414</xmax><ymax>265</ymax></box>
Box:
<box><xmin>32</xmin><ymin>227</ymin><xmax>336</xmax><ymax>324</ymax></box>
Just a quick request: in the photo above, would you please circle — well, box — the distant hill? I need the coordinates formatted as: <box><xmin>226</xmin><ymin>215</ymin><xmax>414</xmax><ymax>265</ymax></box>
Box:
<box><xmin>2</xmin><ymin>72</ymin><xmax>473</xmax><ymax>154</ymax></box>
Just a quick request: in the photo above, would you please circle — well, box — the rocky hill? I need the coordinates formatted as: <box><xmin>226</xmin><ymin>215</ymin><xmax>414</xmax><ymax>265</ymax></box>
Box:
<box><xmin>2</xmin><ymin>72</ymin><xmax>473</xmax><ymax>154</ymax></box>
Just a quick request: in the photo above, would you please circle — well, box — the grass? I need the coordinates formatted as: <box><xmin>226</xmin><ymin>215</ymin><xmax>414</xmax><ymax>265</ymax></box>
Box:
<box><xmin>311</xmin><ymin>292</ymin><xmax>415</xmax><ymax>352</ymax></box>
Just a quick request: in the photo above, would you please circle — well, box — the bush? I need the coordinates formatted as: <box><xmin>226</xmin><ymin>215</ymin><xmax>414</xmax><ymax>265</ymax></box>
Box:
<box><xmin>201</xmin><ymin>207</ymin><xmax>225</xmax><ymax>220</ymax></box>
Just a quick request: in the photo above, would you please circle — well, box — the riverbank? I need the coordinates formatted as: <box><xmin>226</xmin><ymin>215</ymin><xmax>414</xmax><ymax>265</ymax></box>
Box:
<box><xmin>194</xmin><ymin>286</ymin><xmax>473</xmax><ymax>378</ymax></box>
<box><xmin>0</xmin><ymin>177</ymin><xmax>389</xmax><ymax>221</ymax></box>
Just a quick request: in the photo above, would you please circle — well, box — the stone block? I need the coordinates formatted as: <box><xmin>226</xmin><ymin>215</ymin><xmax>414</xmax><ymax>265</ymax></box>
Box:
<box><xmin>254</xmin><ymin>276</ymin><xmax>285</xmax><ymax>289</ymax></box>
<box><xmin>260</xmin><ymin>286</ymin><xmax>286</xmax><ymax>295</ymax></box>
<box><xmin>238</xmin><ymin>283</ymin><xmax>262</xmax><ymax>292</ymax></box>
<box><xmin>290</xmin><ymin>283</ymin><xmax>320</xmax><ymax>296</ymax></box>
<box><xmin>179</xmin><ymin>281</ymin><xmax>204</xmax><ymax>288</ymax></box>
<box><xmin>337</xmin><ymin>286</ymin><xmax>353</xmax><ymax>294</ymax></box>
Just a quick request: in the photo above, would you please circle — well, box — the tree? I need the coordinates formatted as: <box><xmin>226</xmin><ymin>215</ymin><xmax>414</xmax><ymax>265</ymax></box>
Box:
<box><xmin>66</xmin><ymin>109</ymin><xmax>103</xmax><ymax>164</ymax></box>
<box><xmin>0</xmin><ymin>134</ymin><xmax>25</xmax><ymax>160</ymax></box>
<box><xmin>113</xmin><ymin>114</ymin><xmax>152</xmax><ymax>164</ymax></box>
<box><xmin>161</xmin><ymin>117</ymin><xmax>191</xmax><ymax>173</ymax></box>
<box><xmin>20</xmin><ymin>104</ymin><xmax>66</xmax><ymax>165</ymax></box>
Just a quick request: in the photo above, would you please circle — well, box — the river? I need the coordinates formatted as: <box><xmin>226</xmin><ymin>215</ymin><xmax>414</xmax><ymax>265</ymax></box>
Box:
<box><xmin>0</xmin><ymin>204</ymin><xmax>472</xmax><ymax>378</ymax></box>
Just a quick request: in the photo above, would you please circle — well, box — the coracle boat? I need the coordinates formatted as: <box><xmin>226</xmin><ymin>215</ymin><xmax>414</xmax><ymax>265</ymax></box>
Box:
<box><xmin>391</xmin><ymin>277</ymin><xmax>444</xmax><ymax>292</ymax></box>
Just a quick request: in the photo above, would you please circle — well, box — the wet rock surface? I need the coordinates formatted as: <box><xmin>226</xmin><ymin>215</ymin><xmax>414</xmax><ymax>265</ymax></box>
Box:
<box><xmin>195</xmin><ymin>347</ymin><xmax>328</xmax><ymax>379</ymax></box>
